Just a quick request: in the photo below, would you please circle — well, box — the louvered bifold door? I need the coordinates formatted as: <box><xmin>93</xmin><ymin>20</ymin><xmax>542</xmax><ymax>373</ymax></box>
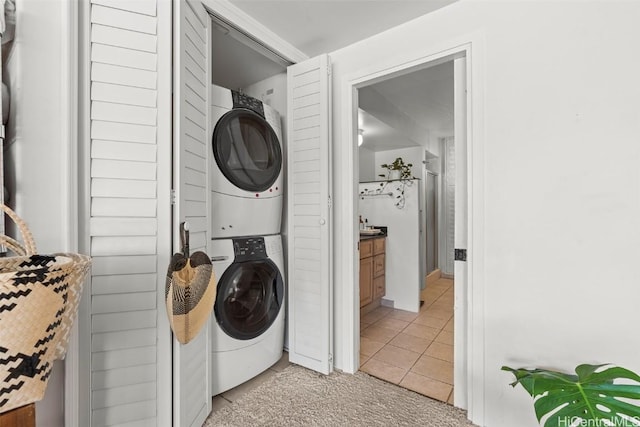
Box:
<box><xmin>286</xmin><ymin>54</ymin><xmax>333</xmax><ymax>375</ymax></box>
<box><xmin>87</xmin><ymin>0</ymin><xmax>170</xmax><ymax>425</ymax></box>
<box><xmin>173</xmin><ymin>1</ymin><xmax>212</xmax><ymax>426</ymax></box>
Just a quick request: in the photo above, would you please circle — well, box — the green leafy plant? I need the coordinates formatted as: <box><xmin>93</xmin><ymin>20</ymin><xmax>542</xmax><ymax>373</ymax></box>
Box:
<box><xmin>502</xmin><ymin>364</ymin><xmax>640</xmax><ymax>427</ymax></box>
<box><xmin>379</xmin><ymin>157</ymin><xmax>414</xmax><ymax>180</ymax></box>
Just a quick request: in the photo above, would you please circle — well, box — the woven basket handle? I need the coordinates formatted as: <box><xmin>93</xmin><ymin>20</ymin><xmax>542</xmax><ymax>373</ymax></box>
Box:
<box><xmin>0</xmin><ymin>236</ymin><xmax>29</xmax><ymax>256</ymax></box>
<box><xmin>1</xmin><ymin>203</ymin><xmax>38</xmax><ymax>255</ymax></box>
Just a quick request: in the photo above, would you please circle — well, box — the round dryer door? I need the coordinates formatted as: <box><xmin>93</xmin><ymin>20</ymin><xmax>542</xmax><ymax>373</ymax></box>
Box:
<box><xmin>214</xmin><ymin>259</ymin><xmax>284</xmax><ymax>340</ymax></box>
<box><xmin>212</xmin><ymin>109</ymin><xmax>282</xmax><ymax>192</ymax></box>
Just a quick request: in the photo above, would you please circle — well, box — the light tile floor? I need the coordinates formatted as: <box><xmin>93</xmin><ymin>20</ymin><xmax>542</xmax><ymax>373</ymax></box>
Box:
<box><xmin>360</xmin><ymin>278</ymin><xmax>454</xmax><ymax>404</ymax></box>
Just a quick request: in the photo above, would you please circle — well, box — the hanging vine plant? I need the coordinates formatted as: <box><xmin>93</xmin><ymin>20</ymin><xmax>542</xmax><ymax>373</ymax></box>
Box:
<box><xmin>502</xmin><ymin>363</ymin><xmax>640</xmax><ymax>427</ymax></box>
<box><xmin>389</xmin><ymin>178</ymin><xmax>414</xmax><ymax>209</ymax></box>
<box><xmin>359</xmin><ymin>179</ymin><xmax>415</xmax><ymax>209</ymax></box>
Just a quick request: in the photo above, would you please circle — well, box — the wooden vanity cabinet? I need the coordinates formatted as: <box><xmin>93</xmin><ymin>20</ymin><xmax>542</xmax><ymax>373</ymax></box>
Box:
<box><xmin>360</xmin><ymin>237</ymin><xmax>386</xmax><ymax>308</ymax></box>
<box><xmin>359</xmin><ymin>254</ymin><xmax>373</xmax><ymax>307</ymax></box>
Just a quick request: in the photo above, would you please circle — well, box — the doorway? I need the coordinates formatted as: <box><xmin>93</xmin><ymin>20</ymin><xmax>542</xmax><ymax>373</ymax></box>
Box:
<box><xmin>355</xmin><ymin>60</ymin><xmax>456</xmax><ymax>403</ymax></box>
<box><xmin>345</xmin><ymin>46</ymin><xmax>472</xmax><ymax>409</ymax></box>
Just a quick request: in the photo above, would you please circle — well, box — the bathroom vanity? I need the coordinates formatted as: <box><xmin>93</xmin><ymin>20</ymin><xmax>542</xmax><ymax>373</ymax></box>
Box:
<box><xmin>359</xmin><ymin>234</ymin><xmax>386</xmax><ymax>309</ymax></box>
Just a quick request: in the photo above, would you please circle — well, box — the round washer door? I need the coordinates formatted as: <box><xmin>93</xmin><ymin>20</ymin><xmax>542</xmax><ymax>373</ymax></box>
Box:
<box><xmin>212</xmin><ymin>109</ymin><xmax>282</xmax><ymax>192</ymax></box>
<box><xmin>214</xmin><ymin>259</ymin><xmax>284</xmax><ymax>340</ymax></box>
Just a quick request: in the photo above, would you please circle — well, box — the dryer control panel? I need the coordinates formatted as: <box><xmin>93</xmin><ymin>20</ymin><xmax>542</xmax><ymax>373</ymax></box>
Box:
<box><xmin>232</xmin><ymin>237</ymin><xmax>266</xmax><ymax>262</ymax></box>
<box><xmin>231</xmin><ymin>90</ymin><xmax>264</xmax><ymax>118</ymax></box>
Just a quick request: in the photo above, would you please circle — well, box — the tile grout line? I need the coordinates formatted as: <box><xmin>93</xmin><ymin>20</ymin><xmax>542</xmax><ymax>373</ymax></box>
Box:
<box><xmin>360</xmin><ymin>278</ymin><xmax>455</xmax><ymax>399</ymax></box>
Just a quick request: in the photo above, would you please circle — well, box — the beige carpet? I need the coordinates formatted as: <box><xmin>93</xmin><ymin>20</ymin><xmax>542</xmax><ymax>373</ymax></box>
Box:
<box><xmin>204</xmin><ymin>364</ymin><xmax>476</xmax><ymax>426</ymax></box>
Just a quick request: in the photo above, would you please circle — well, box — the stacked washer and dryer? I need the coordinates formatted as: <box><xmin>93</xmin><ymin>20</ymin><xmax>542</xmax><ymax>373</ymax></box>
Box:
<box><xmin>207</xmin><ymin>84</ymin><xmax>286</xmax><ymax>395</ymax></box>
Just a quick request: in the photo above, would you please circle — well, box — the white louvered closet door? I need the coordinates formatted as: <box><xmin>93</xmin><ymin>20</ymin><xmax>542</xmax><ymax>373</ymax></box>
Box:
<box><xmin>286</xmin><ymin>54</ymin><xmax>333</xmax><ymax>375</ymax></box>
<box><xmin>173</xmin><ymin>1</ymin><xmax>211</xmax><ymax>426</ymax></box>
<box><xmin>86</xmin><ymin>0</ymin><xmax>172</xmax><ymax>426</ymax></box>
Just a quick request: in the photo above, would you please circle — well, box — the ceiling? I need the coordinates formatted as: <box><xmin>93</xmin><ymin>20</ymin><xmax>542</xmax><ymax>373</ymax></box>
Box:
<box><xmin>211</xmin><ymin>1</ymin><xmax>457</xmax><ymax>152</ymax></box>
<box><xmin>358</xmin><ymin>108</ymin><xmax>418</xmax><ymax>152</ymax></box>
<box><xmin>227</xmin><ymin>0</ymin><xmax>458</xmax><ymax>57</ymax></box>
<box><xmin>360</xmin><ymin>61</ymin><xmax>454</xmax><ymax>152</ymax></box>
<box><xmin>211</xmin><ymin>18</ymin><xmax>288</xmax><ymax>90</ymax></box>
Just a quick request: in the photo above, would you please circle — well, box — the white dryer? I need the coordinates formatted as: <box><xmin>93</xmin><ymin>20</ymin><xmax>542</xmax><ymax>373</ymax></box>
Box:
<box><xmin>209</xmin><ymin>84</ymin><xmax>283</xmax><ymax>239</ymax></box>
<box><xmin>209</xmin><ymin>234</ymin><xmax>285</xmax><ymax>395</ymax></box>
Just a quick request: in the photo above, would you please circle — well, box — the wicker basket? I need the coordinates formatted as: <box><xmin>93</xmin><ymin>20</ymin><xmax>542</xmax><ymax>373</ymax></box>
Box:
<box><xmin>0</xmin><ymin>204</ymin><xmax>91</xmax><ymax>414</ymax></box>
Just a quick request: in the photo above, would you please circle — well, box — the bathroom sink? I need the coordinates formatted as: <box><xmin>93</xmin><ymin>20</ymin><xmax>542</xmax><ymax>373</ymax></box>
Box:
<box><xmin>360</xmin><ymin>229</ymin><xmax>382</xmax><ymax>236</ymax></box>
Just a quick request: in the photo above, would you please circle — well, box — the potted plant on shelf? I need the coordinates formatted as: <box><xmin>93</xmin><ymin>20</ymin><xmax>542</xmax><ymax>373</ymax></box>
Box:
<box><xmin>379</xmin><ymin>157</ymin><xmax>414</xmax><ymax>181</ymax></box>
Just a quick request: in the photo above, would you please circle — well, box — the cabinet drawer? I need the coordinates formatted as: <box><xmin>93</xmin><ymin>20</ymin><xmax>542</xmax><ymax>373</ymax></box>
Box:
<box><xmin>373</xmin><ymin>253</ymin><xmax>385</xmax><ymax>277</ymax></box>
<box><xmin>373</xmin><ymin>275</ymin><xmax>385</xmax><ymax>300</ymax></box>
<box><xmin>360</xmin><ymin>239</ymin><xmax>373</xmax><ymax>259</ymax></box>
<box><xmin>373</xmin><ymin>237</ymin><xmax>385</xmax><ymax>255</ymax></box>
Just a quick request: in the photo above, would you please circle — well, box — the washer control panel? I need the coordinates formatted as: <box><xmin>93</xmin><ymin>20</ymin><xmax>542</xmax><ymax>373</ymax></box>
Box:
<box><xmin>232</xmin><ymin>237</ymin><xmax>266</xmax><ymax>262</ymax></box>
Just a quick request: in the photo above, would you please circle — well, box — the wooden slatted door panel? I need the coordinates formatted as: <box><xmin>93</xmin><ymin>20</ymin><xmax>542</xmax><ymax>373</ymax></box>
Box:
<box><xmin>286</xmin><ymin>54</ymin><xmax>333</xmax><ymax>375</ymax></box>
<box><xmin>173</xmin><ymin>0</ymin><xmax>211</xmax><ymax>426</ymax></box>
<box><xmin>86</xmin><ymin>0</ymin><xmax>170</xmax><ymax>425</ymax></box>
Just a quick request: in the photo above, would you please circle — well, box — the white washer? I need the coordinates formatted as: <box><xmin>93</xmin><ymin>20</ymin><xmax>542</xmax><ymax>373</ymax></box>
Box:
<box><xmin>209</xmin><ymin>84</ymin><xmax>283</xmax><ymax>239</ymax></box>
<box><xmin>209</xmin><ymin>234</ymin><xmax>285</xmax><ymax>395</ymax></box>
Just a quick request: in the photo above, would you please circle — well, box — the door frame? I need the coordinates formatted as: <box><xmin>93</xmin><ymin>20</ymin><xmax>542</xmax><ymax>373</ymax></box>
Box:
<box><xmin>199</xmin><ymin>0</ymin><xmax>307</xmax><ymax>65</ymax></box>
<box><xmin>338</xmin><ymin>33</ymin><xmax>486</xmax><ymax>422</ymax></box>
<box><xmin>424</xmin><ymin>169</ymin><xmax>439</xmax><ymax>276</ymax></box>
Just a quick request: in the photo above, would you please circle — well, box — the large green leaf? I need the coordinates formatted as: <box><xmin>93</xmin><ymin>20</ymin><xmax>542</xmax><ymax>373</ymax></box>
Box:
<box><xmin>502</xmin><ymin>364</ymin><xmax>640</xmax><ymax>427</ymax></box>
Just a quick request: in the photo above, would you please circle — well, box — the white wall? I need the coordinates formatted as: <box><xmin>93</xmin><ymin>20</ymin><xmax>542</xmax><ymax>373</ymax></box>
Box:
<box><xmin>4</xmin><ymin>1</ymin><xmax>71</xmax><ymax>251</ymax></box>
<box><xmin>330</xmin><ymin>1</ymin><xmax>640</xmax><ymax>426</ymax></box>
<box><xmin>358</xmin><ymin>145</ymin><xmax>376</xmax><ymax>182</ymax></box>
<box><xmin>4</xmin><ymin>1</ymin><xmax>72</xmax><ymax>425</ymax></box>
<box><xmin>358</xmin><ymin>180</ymin><xmax>421</xmax><ymax>312</ymax></box>
<box><xmin>244</xmin><ymin>72</ymin><xmax>287</xmax><ymax>121</ymax></box>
